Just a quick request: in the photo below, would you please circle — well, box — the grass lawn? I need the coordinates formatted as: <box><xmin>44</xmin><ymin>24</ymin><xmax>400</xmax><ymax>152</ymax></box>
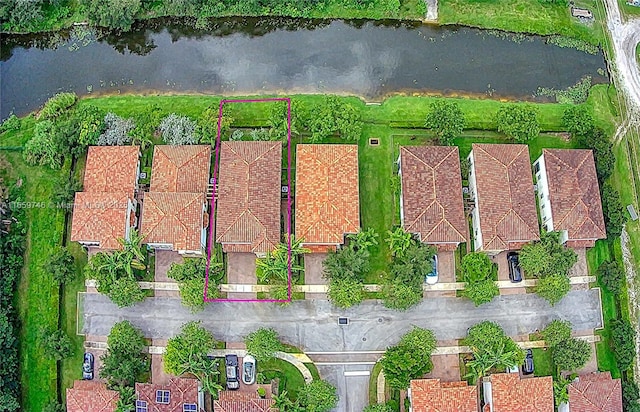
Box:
<box><xmin>439</xmin><ymin>0</ymin><xmax>601</xmax><ymax>44</ymax></box>
<box><xmin>0</xmin><ymin>150</ymin><xmax>66</xmax><ymax>411</ymax></box>
<box><xmin>532</xmin><ymin>348</ymin><xmax>555</xmax><ymax>377</ymax></box>
<box><xmin>368</xmin><ymin>361</ymin><xmax>384</xmax><ymax>405</ymax></box>
<box><xmin>60</xmin><ymin>153</ymin><xmax>88</xmax><ymax>402</ymax></box>
<box><xmin>258</xmin><ymin>358</ymin><xmax>306</xmax><ymax>400</ymax></box>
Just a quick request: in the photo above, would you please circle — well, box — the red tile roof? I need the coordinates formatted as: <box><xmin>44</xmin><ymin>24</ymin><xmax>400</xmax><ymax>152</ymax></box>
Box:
<box><xmin>541</xmin><ymin>149</ymin><xmax>606</xmax><ymax>243</ymax></box>
<box><xmin>215</xmin><ymin>142</ymin><xmax>282</xmax><ymax>254</ymax></box>
<box><xmin>471</xmin><ymin>144</ymin><xmax>540</xmax><ymax>251</ymax></box>
<box><xmin>489</xmin><ymin>373</ymin><xmax>553</xmax><ymax>412</ymax></box>
<box><xmin>400</xmin><ymin>146</ymin><xmax>467</xmax><ymax>246</ymax></box>
<box><xmin>568</xmin><ymin>372</ymin><xmax>622</xmax><ymax>412</ymax></box>
<box><xmin>213</xmin><ymin>391</ymin><xmax>277</xmax><ymax>412</ymax></box>
<box><xmin>66</xmin><ymin>380</ymin><xmax>119</xmax><ymax>412</ymax></box>
<box><xmin>135</xmin><ymin>378</ymin><xmax>202</xmax><ymax>412</ymax></box>
<box><xmin>150</xmin><ymin>145</ymin><xmax>211</xmax><ymax>193</ymax></box>
<box><xmin>295</xmin><ymin>144</ymin><xmax>360</xmax><ymax>246</ymax></box>
<box><xmin>140</xmin><ymin>192</ymin><xmax>205</xmax><ymax>253</ymax></box>
<box><xmin>84</xmin><ymin>146</ymin><xmax>139</xmax><ymax>196</ymax></box>
<box><xmin>70</xmin><ymin>191</ymin><xmax>131</xmax><ymax>250</ymax></box>
<box><xmin>410</xmin><ymin>379</ymin><xmax>478</xmax><ymax>412</ymax></box>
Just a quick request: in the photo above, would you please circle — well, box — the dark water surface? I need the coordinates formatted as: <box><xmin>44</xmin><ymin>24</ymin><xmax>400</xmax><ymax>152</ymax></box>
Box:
<box><xmin>0</xmin><ymin>17</ymin><xmax>608</xmax><ymax>118</ymax></box>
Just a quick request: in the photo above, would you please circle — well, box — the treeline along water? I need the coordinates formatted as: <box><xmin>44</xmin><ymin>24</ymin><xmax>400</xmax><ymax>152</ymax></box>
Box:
<box><xmin>0</xmin><ymin>17</ymin><xmax>608</xmax><ymax>118</ymax></box>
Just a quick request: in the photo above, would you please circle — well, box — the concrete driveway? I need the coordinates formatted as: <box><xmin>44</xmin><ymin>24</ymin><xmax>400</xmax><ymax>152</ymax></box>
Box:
<box><xmin>82</xmin><ymin>290</ymin><xmax>603</xmax><ymax>351</ymax></box>
<box><xmin>317</xmin><ymin>364</ymin><xmax>372</xmax><ymax>412</ymax></box>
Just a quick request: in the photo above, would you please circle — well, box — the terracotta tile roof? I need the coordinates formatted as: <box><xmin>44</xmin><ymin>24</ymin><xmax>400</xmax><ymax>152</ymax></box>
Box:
<box><xmin>568</xmin><ymin>372</ymin><xmax>622</xmax><ymax>412</ymax></box>
<box><xmin>84</xmin><ymin>146</ymin><xmax>139</xmax><ymax>196</ymax></box>
<box><xmin>135</xmin><ymin>378</ymin><xmax>202</xmax><ymax>412</ymax></box>
<box><xmin>213</xmin><ymin>391</ymin><xmax>277</xmax><ymax>412</ymax></box>
<box><xmin>400</xmin><ymin>146</ymin><xmax>467</xmax><ymax>246</ymax></box>
<box><xmin>150</xmin><ymin>145</ymin><xmax>211</xmax><ymax>193</ymax></box>
<box><xmin>70</xmin><ymin>191</ymin><xmax>131</xmax><ymax>250</ymax></box>
<box><xmin>140</xmin><ymin>192</ymin><xmax>205</xmax><ymax>252</ymax></box>
<box><xmin>471</xmin><ymin>144</ymin><xmax>540</xmax><ymax>251</ymax></box>
<box><xmin>215</xmin><ymin>142</ymin><xmax>282</xmax><ymax>254</ymax></box>
<box><xmin>295</xmin><ymin>144</ymin><xmax>360</xmax><ymax>246</ymax></box>
<box><xmin>409</xmin><ymin>379</ymin><xmax>478</xmax><ymax>412</ymax></box>
<box><xmin>541</xmin><ymin>149</ymin><xmax>606</xmax><ymax>242</ymax></box>
<box><xmin>66</xmin><ymin>380</ymin><xmax>119</xmax><ymax>412</ymax></box>
<box><xmin>490</xmin><ymin>373</ymin><xmax>553</xmax><ymax>412</ymax></box>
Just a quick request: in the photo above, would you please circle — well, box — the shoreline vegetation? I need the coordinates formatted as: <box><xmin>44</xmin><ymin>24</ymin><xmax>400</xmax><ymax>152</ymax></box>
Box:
<box><xmin>1</xmin><ymin>0</ymin><xmax>603</xmax><ymax>46</ymax></box>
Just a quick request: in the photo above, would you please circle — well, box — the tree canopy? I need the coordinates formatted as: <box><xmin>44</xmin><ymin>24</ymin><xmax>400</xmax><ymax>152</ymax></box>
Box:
<box><xmin>424</xmin><ymin>100</ymin><xmax>466</xmax><ymax>145</ymax></box>
<box><xmin>535</xmin><ymin>273</ymin><xmax>571</xmax><ymax>306</ymax></box>
<box><xmin>541</xmin><ymin>319</ymin><xmax>572</xmax><ymax>348</ymax></box>
<box><xmin>464</xmin><ymin>321</ymin><xmax>524</xmax><ymax>381</ymax></box>
<box><xmin>298</xmin><ymin>380</ymin><xmax>339</xmax><ymax>412</ymax></box>
<box><xmin>460</xmin><ymin>252</ymin><xmax>498</xmax><ymax>306</ymax></box>
<box><xmin>496</xmin><ymin>104</ymin><xmax>540</xmax><ymax>142</ymax></box>
<box><xmin>552</xmin><ymin>337</ymin><xmax>591</xmax><ymax>372</ymax></box>
<box><xmin>164</xmin><ymin>321</ymin><xmax>221</xmax><ymax>395</ymax></box>
<box><xmin>100</xmin><ymin>320</ymin><xmax>148</xmax><ymax>388</ymax></box>
<box><xmin>519</xmin><ymin>231</ymin><xmax>577</xmax><ymax>278</ymax></box>
<box><xmin>244</xmin><ymin>328</ymin><xmax>284</xmax><ymax>362</ymax></box>
<box><xmin>381</xmin><ymin>327</ymin><xmax>437</xmax><ymax>389</ymax></box>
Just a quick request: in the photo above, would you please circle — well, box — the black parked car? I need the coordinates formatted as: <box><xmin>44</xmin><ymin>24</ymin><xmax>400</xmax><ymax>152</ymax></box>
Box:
<box><xmin>507</xmin><ymin>252</ymin><xmax>523</xmax><ymax>283</ymax></box>
<box><xmin>522</xmin><ymin>349</ymin><xmax>534</xmax><ymax>375</ymax></box>
<box><xmin>82</xmin><ymin>352</ymin><xmax>94</xmax><ymax>380</ymax></box>
<box><xmin>225</xmin><ymin>354</ymin><xmax>240</xmax><ymax>390</ymax></box>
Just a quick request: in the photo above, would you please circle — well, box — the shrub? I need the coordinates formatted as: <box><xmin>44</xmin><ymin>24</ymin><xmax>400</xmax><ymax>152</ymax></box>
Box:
<box><xmin>496</xmin><ymin>104</ymin><xmax>540</xmax><ymax>142</ymax></box>
<box><xmin>0</xmin><ymin>114</ymin><xmax>20</xmax><ymax>133</ymax></box>
<box><xmin>40</xmin><ymin>329</ymin><xmax>73</xmax><ymax>360</ymax></box>
<box><xmin>159</xmin><ymin>113</ymin><xmax>198</xmax><ymax>145</ymax></box>
<box><xmin>43</xmin><ymin>247</ymin><xmax>76</xmax><ymax>285</ymax></box>
<box><xmin>97</xmin><ymin>113</ymin><xmax>135</xmax><ymax>146</ymax></box>
<box><xmin>298</xmin><ymin>380</ymin><xmax>338</xmax><ymax>412</ymax></box>
<box><xmin>623</xmin><ymin>380</ymin><xmax>640</xmax><ymax>412</ymax></box>
<box><xmin>308</xmin><ymin>96</ymin><xmax>362</xmax><ymax>142</ymax></box>
<box><xmin>381</xmin><ymin>327</ymin><xmax>437</xmax><ymax>390</ymax></box>
<box><xmin>552</xmin><ymin>337</ymin><xmax>591</xmax><ymax>371</ymax></box>
<box><xmin>541</xmin><ymin>319</ymin><xmax>572</xmax><ymax>348</ymax></box>
<box><xmin>82</xmin><ymin>0</ymin><xmax>141</xmax><ymax>30</ymax></box>
<box><xmin>327</xmin><ymin>277</ymin><xmax>365</xmax><ymax>309</ymax></box>
<box><xmin>382</xmin><ymin>280</ymin><xmax>422</xmax><ymax>311</ymax></box>
<box><xmin>461</xmin><ymin>252</ymin><xmax>494</xmax><ymax>283</ymax></box>
<box><xmin>463</xmin><ymin>279</ymin><xmax>499</xmax><ymax>306</ymax></box>
<box><xmin>230</xmin><ymin>130</ymin><xmax>244</xmax><ymax>141</ymax></box>
<box><xmin>250</xmin><ymin>128</ymin><xmax>271</xmax><ymax>141</ymax></box>
<box><xmin>100</xmin><ymin>320</ymin><xmax>148</xmax><ymax>387</ymax></box>
<box><xmin>563</xmin><ymin>105</ymin><xmax>594</xmax><ymax>138</ymax></box>
<box><xmin>601</xmin><ymin>182</ymin><xmax>626</xmax><ymax>238</ymax></box>
<box><xmin>611</xmin><ymin>319</ymin><xmax>636</xmax><ymax>371</ymax></box>
<box><xmin>75</xmin><ymin>104</ymin><xmax>106</xmax><ymax>147</ymax></box>
<box><xmin>536</xmin><ymin>273</ymin><xmax>570</xmax><ymax>306</ymax></box>
<box><xmin>244</xmin><ymin>328</ymin><xmax>284</xmax><ymax>362</ymax></box>
<box><xmin>598</xmin><ymin>260</ymin><xmax>624</xmax><ymax>295</ymax></box>
<box><xmin>23</xmin><ymin>120</ymin><xmax>64</xmax><ymax>169</ymax></box>
<box><xmin>519</xmin><ymin>231</ymin><xmax>577</xmax><ymax>278</ymax></box>
<box><xmin>38</xmin><ymin>92</ymin><xmax>77</xmax><ymax>120</ymax></box>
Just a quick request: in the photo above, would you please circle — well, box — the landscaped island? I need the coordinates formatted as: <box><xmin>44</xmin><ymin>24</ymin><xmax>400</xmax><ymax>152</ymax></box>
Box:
<box><xmin>0</xmin><ymin>87</ymin><xmax>637</xmax><ymax>411</ymax></box>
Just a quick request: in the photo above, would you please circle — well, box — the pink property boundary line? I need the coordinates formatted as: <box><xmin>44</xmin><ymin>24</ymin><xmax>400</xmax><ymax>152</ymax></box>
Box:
<box><xmin>204</xmin><ymin>97</ymin><xmax>292</xmax><ymax>303</ymax></box>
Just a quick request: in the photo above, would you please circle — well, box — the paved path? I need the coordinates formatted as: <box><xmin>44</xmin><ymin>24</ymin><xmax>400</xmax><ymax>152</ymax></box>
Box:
<box><xmin>82</xmin><ymin>290</ymin><xmax>602</xmax><ymax>352</ymax></box>
<box><xmin>603</xmin><ymin>0</ymin><xmax>640</xmax><ymax>118</ymax></box>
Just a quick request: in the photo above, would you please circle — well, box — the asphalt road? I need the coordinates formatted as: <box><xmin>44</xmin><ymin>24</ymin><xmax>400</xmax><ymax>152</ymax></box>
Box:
<box><xmin>82</xmin><ymin>290</ymin><xmax>602</xmax><ymax>412</ymax></box>
<box><xmin>82</xmin><ymin>290</ymin><xmax>603</xmax><ymax>351</ymax></box>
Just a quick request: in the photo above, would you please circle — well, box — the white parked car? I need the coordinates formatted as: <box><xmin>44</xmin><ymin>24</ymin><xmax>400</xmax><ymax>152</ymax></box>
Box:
<box><xmin>242</xmin><ymin>355</ymin><xmax>256</xmax><ymax>385</ymax></box>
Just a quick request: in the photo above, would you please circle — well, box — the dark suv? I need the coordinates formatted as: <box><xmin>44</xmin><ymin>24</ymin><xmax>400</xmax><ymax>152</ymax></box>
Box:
<box><xmin>82</xmin><ymin>352</ymin><xmax>94</xmax><ymax>380</ymax></box>
<box><xmin>507</xmin><ymin>252</ymin><xmax>522</xmax><ymax>283</ymax></box>
<box><xmin>522</xmin><ymin>349</ymin><xmax>534</xmax><ymax>375</ymax></box>
<box><xmin>225</xmin><ymin>354</ymin><xmax>240</xmax><ymax>390</ymax></box>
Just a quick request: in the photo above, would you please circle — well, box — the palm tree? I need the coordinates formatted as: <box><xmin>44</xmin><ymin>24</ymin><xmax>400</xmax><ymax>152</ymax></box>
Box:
<box><xmin>119</xmin><ymin>229</ymin><xmax>146</xmax><ymax>271</ymax></box>
<box><xmin>347</xmin><ymin>228</ymin><xmax>379</xmax><ymax>251</ymax></box>
<box><xmin>465</xmin><ymin>342</ymin><xmax>520</xmax><ymax>382</ymax></box>
<box><xmin>386</xmin><ymin>227</ymin><xmax>414</xmax><ymax>258</ymax></box>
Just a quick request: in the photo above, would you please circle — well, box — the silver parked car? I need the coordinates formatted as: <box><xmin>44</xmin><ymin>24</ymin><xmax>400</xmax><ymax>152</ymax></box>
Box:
<box><xmin>242</xmin><ymin>355</ymin><xmax>256</xmax><ymax>385</ymax></box>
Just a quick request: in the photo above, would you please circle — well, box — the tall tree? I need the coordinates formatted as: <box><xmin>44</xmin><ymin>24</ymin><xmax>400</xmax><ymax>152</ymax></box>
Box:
<box><xmin>496</xmin><ymin>104</ymin><xmax>540</xmax><ymax>142</ymax></box>
<box><xmin>424</xmin><ymin>100</ymin><xmax>466</xmax><ymax>145</ymax></box>
<box><xmin>298</xmin><ymin>380</ymin><xmax>339</xmax><ymax>412</ymax></box>
<box><xmin>100</xmin><ymin>321</ymin><xmax>149</xmax><ymax>388</ymax></box>
<box><xmin>244</xmin><ymin>328</ymin><xmax>284</xmax><ymax>362</ymax></box>
<box><xmin>381</xmin><ymin>327</ymin><xmax>437</xmax><ymax>389</ymax></box>
<box><xmin>164</xmin><ymin>321</ymin><xmax>221</xmax><ymax>395</ymax></box>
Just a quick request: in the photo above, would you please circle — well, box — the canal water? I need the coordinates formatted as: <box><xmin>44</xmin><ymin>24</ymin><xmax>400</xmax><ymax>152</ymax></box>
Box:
<box><xmin>0</xmin><ymin>17</ymin><xmax>608</xmax><ymax>118</ymax></box>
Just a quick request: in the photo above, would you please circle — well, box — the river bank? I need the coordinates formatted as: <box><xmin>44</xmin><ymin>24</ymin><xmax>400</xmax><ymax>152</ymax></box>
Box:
<box><xmin>0</xmin><ymin>0</ymin><xmax>603</xmax><ymax>46</ymax></box>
